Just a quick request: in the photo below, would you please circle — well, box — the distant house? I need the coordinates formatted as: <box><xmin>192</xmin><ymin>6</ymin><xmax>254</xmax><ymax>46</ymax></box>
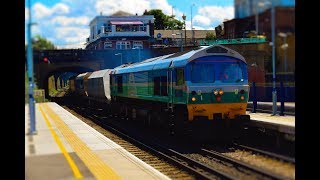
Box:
<box><xmin>85</xmin><ymin>11</ymin><xmax>155</xmax><ymax>50</ymax></box>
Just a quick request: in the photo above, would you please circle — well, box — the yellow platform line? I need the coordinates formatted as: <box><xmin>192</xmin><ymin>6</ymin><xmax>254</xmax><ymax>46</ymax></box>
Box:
<box><xmin>41</xmin><ymin>103</ymin><xmax>121</xmax><ymax>180</ymax></box>
<box><xmin>38</xmin><ymin>105</ymin><xmax>83</xmax><ymax>179</ymax></box>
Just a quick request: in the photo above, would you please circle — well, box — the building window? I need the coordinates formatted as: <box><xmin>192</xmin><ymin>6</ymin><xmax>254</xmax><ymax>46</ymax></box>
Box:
<box><xmin>104</xmin><ymin>23</ymin><xmax>111</xmax><ymax>32</ymax></box>
<box><xmin>133</xmin><ymin>41</ymin><xmax>143</xmax><ymax>49</ymax></box>
<box><xmin>104</xmin><ymin>41</ymin><xmax>112</xmax><ymax>49</ymax></box>
<box><xmin>139</xmin><ymin>24</ymin><xmax>147</xmax><ymax>32</ymax></box>
<box><xmin>116</xmin><ymin>41</ymin><xmax>131</xmax><ymax>49</ymax></box>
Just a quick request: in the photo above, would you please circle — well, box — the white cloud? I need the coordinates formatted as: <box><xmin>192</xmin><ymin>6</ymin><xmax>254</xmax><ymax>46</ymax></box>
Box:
<box><xmin>150</xmin><ymin>0</ymin><xmax>172</xmax><ymax>15</ymax></box>
<box><xmin>55</xmin><ymin>27</ymin><xmax>89</xmax><ymax>42</ymax></box>
<box><xmin>193</xmin><ymin>15</ymin><xmax>211</xmax><ymax>26</ymax></box>
<box><xmin>33</xmin><ymin>3</ymin><xmax>51</xmax><ymax>19</ymax></box>
<box><xmin>52</xmin><ymin>3</ymin><xmax>70</xmax><ymax>14</ymax></box>
<box><xmin>95</xmin><ymin>0</ymin><xmax>150</xmax><ymax>15</ymax></box>
<box><xmin>27</xmin><ymin>0</ymin><xmax>231</xmax><ymax>49</ymax></box>
<box><xmin>33</xmin><ymin>3</ymin><xmax>69</xmax><ymax>19</ymax></box>
<box><xmin>51</xmin><ymin>16</ymin><xmax>90</xmax><ymax>26</ymax></box>
<box><xmin>194</xmin><ymin>5</ymin><xmax>234</xmax><ymax>28</ymax></box>
<box><xmin>94</xmin><ymin>0</ymin><xmax>178</xmax><ymax>16</ymax></box>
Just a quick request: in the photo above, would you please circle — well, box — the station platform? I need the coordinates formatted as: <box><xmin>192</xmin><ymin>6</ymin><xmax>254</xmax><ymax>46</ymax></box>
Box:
<box><xmin>25</xmin><ymin>102</ymin><xmax>170</xmax><ymax>180</ymax></box>
<box><xmin>246</xmin><ymin>111</ymin><xmax>295</xmax><ymax>135</ymax></box>
<box><xmin>247</xmin><ymin>101</ymin><xmax>295</xmax><ymax>114</ymax></box>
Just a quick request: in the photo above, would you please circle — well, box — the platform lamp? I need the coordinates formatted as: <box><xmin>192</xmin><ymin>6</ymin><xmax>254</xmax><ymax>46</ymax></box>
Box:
<box><xmin>182</xmin><ymin>13</ymin><xmax>186</xmax><ymax>46</ymax></box>
<box><xmin>115</xmin><ymin>53</ymin><xmax>123</xmax><ymax>65</ymax></box>
<box><xmin>27</xmin><ymin>0</ymin><xmax>37</xmax><ymax>135</ymax></box>
<box><xmin>270</xmin><ymin>0</ymin><xmax>277</xmax><ymax>115</ymax></box>
<box><xmin>172</xmin><ymin>33</ymin><xmax>183</xmax><ymax>52</ymax></box>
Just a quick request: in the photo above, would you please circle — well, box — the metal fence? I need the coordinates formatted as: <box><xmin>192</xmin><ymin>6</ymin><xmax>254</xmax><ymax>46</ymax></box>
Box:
<box><xmin>199</xmin><ymin>37</ymin><xmax>266</xmax><ymax>46</ymax></box>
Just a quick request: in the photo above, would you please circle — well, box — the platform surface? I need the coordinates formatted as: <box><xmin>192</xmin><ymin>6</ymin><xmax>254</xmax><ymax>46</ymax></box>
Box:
<box><xmin>25</xmin><ymin>102</ymin><xmax>170</xmax><ymax>180</ymax></box>
<box><xmin>247</xmin><ymin>111</ymin><xmax>295</xmax><ymax>127</ymax></box>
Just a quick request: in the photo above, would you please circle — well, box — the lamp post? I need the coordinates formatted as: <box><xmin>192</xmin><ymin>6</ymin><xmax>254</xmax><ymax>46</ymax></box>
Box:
<box><xmin>255</xmin><ymin>5</ymin><xmax>258</xmax><ymax>35</ymax></box>
<box><xmin>115</xmin><ymin>53</ymin><xmax>122</xmax><ymax>65</ymax></box>
<box><xmin>27</xmin><ymin>0</ymin><xmax>37</xmax><ymax>135</ymax></box>
<box><xmin>271</xmin><ymin>0</ymin><xmax>277</xmax><ymax>115</ymax></box>
<box><xmin>132</xmin><ymin>47</ymin><xmax>141</xmax><ymax>62</ymax></box>
<box><xmin>278</xmin><ymin>32</ymin><xmax>290</xmax><ymax>78</ymax></box>
<box><xmin>278</xmin><ymin>32</ymin><xmax>290</xmax><ymax>98</ymax></box>
<box><xmin>171</xmin><ymin>5</ymin><xmax>175</xmax><ymax>41</ymax></box>
<box><xmin>172</xmin><ymin>33</ymin><xmax>183</xmax><ymax>52</ymax></box>
<box><xmin>182</xmin><ymin>13</ymin><xmax>186</xmax><ymax>46</ymax></box>
<box><xmin>251</xmin><ymin>62</ymin><xmax>258</xmax><ymax>82</ymax></box>
<box><xmin>191</xmin><ymin>4</ymin><xmax>195</xmax><ymax>43</ymax></box>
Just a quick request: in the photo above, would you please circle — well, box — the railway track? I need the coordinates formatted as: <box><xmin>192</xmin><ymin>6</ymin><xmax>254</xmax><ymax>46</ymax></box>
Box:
<box><xmin>232</xmin><ymin>143</ymin><xmax>295</xmax><ymax>164</ymax></box>
<box><xmin>68</xmin><ymin>104</ymin><xmax>236</xmax><ymax>179</ymax></box>
<box><xmin>198</xmin><ymin>148</ymin><xmax>289</xmax><ymax>179</ymax></box>
<box><xmin>58</xmin><ymin>99</ymin><xmax>294</xmax><ymax>179</ymax></box>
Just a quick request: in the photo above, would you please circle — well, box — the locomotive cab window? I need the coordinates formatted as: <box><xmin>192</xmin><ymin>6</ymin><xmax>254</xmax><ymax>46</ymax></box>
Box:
<box><xmin>160</xmin><ymin>76</ymin><xmax>168</xmax><ymax>96</ymax></box>
<box><xmin>117</xmin><ymin>76</ymin><xmax>123</xmax><ymax>93</ymax></box>
<box><xmin>217</xmin><ymin>62</ymin><xmax>244</xmax><ymax>83</ymax></box>
<box><xmin>191</xmin><ymin>63</ymin><xmax>215</xmax><ymax>83</ymax></box>
<box><xmin>154</xmin><ymin>76</ymin><xmax>168</xmax><ymax>96</ymax></box>
<box><xmin>176</xmin><ymin>69</ymin><xmax>185</xmax><ymax>85</ymax></box>
<box><xmin>154</xmin><ymin>77</ymin><xmax>160</xmax><ymax>95</ymax></box>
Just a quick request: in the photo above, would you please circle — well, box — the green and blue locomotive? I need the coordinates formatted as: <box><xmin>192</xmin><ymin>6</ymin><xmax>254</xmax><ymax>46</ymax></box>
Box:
<box><xmin>108</xmin><ymin>45</ymin><xmax>250</xmax><ymax>134</ymax></box>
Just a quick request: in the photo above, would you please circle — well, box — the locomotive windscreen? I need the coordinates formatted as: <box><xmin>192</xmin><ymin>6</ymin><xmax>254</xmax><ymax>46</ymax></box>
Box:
<box><xmin>189</xmin><ymin>56</ymin><xmax>247</xmax><ymax>83</ymax></box>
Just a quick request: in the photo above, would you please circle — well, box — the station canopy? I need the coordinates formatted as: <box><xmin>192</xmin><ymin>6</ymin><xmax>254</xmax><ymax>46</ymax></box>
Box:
<box><xmin>110</xmin><ymin>21</ymin><xmax>143</xmax><ymax>25</ymax></box>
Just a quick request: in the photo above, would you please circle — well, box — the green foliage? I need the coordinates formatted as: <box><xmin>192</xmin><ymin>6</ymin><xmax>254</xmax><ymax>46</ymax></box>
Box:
<box><xmin>205</xmin><ymin>32</ymin><xmax>216</xmax><ymax>40</ymax></box>
<box><xmin>143</xmin><ymin>9</ymin><xmax>183</xmax><ymax>30</ymax></box>
<box><xmin>26</xmin><ymin>35</ymin><xmax>55</xmax><ymax>50</ymax></box>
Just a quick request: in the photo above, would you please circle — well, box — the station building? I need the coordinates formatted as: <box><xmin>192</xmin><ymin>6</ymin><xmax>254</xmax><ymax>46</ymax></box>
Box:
<box><xmin>85</xmin><ymin>11</ymin><xmax>155</xmax><ymax>50</ymax></box>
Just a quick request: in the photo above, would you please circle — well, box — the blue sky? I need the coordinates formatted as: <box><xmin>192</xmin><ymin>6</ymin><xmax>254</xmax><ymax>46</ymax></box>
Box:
<box><xmin>25</xmin><ymin>0</ymin><xmax>235</xmax><ymax>48</ymax></box>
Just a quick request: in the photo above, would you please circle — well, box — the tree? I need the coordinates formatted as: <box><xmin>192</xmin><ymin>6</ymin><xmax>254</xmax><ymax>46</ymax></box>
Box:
<box><xmin>215</xmin><ymin>25</ymin><xmax>224</xmax><ymax>39</ymax></box>
<box><xmin>143</xmin><ymin>9</ymin><xmax>183</xmax><ymax>30</ymax></box>
<box><xmin>27</xmin><ymin>35</ymin><xmax>56</xmax><ymax>50</ymax></box>
<box><xmin>205</xmin><ymin>32</ymin><xmax>216</xmax><ymax>40</ymax></box>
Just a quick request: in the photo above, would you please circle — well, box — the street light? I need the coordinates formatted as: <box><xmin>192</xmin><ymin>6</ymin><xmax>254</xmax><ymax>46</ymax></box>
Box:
<box><xmin>255</xmin><ymin>1</ymin><xmax>271</xmax><ymax>36</ymax></box>
<box><xmin>115</xmin><ymin>53</ymin><xmax>123</xmax><ymax>65</ymax></box>
<box><xmin>182</xmin><ymin>13</ymin><xmax>187</xmax><ymax>46</ymax></box>
<box><xmin>191</xmin><ymin>3</ymin><xmax>195</xmax><ymax>43</ymax></box>
<box><xmin>270</xmin><ymin>0</ymin><xmax>277</xmax><ymax>115</ymax></box>
<box><xmin>278</xmin><ymin>32</ymin><xmax>290</xmax><ymax>75</ymax></box>
<box><xmin>172</xmin><ymin>33</ymin><xmax>183</xmax><ymax>52</ymax></box>
<box><xmin>171</xmin><ymin>5</ymin><xmax>175</xmax><ymax>40</ymax></box>
<box><xmin>251</xmin><ymin>62</ymin><xmax>258</xmax><ymax>82</ymax></box>
<box><xmin>278</xmin><ymin>32</ymin><xmax>291</xmax><ymax>97</ymax></box>
<box><xmin>132</xmin><ymin>47</ymin><xmax>141</xmax><ymax>62</ymax></box>
<box><xmin>27</xmin><ymin>0</ymin><xmax>37</xmax><ymax>135</ymax></box>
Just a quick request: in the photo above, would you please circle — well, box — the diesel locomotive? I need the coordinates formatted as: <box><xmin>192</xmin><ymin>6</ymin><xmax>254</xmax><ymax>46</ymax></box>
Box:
<box><xmin>69</xmin><ymin>45</ymin><xmax>250</xmax><ymax>136</ymax></box>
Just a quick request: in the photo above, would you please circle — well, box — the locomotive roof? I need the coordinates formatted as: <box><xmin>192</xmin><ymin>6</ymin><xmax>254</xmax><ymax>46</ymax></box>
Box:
<box><xmin>114</xmin><ymin>45</ymin><xmax>246</xmax><ymax>74</ymax></box>
<box><xmin>88</xmin><ymin>69</ymin><xmax>112</xmax><ymax>79</ymax></box>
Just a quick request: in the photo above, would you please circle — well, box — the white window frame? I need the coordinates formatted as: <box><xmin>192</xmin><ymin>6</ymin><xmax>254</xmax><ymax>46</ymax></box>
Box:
<box><xmin>116</xmin><ymin>41</ymin><xmax>131</xmax><ymax>49</ymax></box>
<box><xmin>133</xmin><ymin>41</ymin><xmax>143</xmax><ymax>49</ymax></box>
<box><xmin>104</xmin><ymin>41</ymin><xmax>112</xmax><ymax>49</ymax></box>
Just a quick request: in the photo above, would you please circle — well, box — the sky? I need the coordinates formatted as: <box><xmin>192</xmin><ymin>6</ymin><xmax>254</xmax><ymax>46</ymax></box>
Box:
<box><xmin>25</xmin><ymin>0</ymin><xmax>234</xmax><ymax>49</ymax></box>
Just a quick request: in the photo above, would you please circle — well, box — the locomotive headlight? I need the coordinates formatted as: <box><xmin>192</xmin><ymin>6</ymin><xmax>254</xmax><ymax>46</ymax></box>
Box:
<box><xmin>213</xmin><ymin>90</ymin><xmax>219</xmax><ymax>96</ymax></box>
<box><xmin>192</xmin><ymin>97</ymin><xmax>196</xmax><ymax>101</ymax></box>
<box><xmin>218</xmin><ymin>90</ymin><xmax>224</xmax><ymax>95</ymax></box>
<box><xmin>240</xmin><ymin>95</ymin><xmax>245</xmax><ymax>100</ymax></box>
